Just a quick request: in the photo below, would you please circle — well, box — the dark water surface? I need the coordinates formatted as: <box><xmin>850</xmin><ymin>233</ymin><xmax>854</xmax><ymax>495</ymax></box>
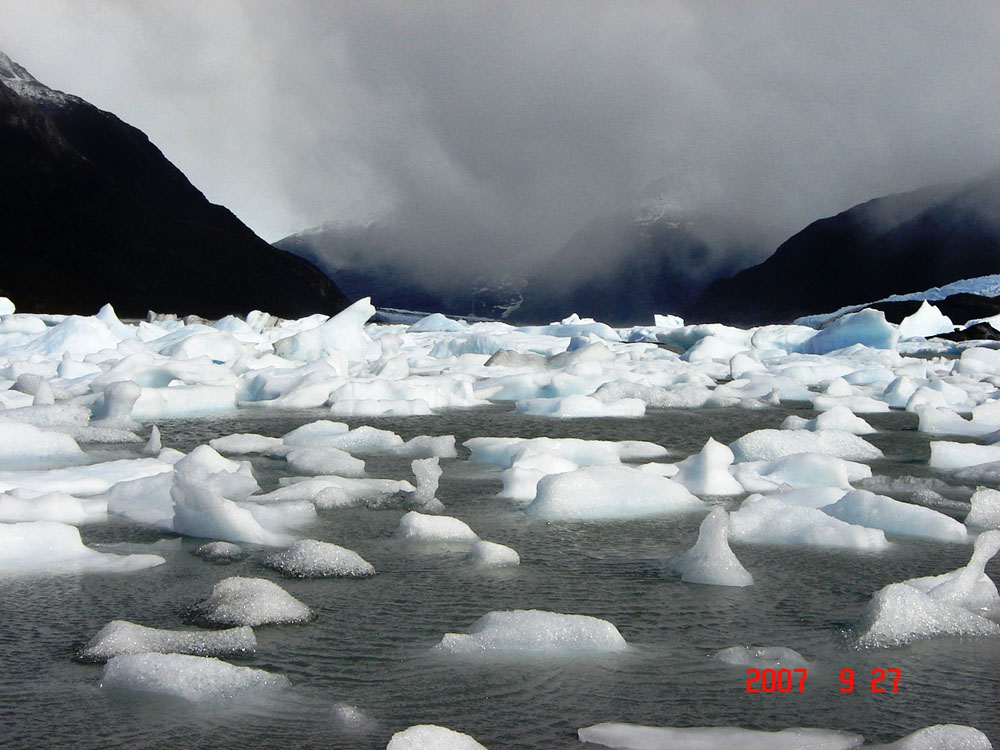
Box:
<box><xmin>1</xmin><ymin>405</ymin><xmax>998</xmax><ymax>749</ymax></box>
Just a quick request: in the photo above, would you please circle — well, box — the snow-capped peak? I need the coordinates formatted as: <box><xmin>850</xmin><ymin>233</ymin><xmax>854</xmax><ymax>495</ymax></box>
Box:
<box><xmin>0</xmin><ymin>49</ymin><xmax>78</xmax><ymax>106</ymax></box>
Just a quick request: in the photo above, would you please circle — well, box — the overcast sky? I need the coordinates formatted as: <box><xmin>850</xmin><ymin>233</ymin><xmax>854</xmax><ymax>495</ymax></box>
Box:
<box><xmin>2</xmin><ymin>0</ymin><xmax>998</xmax><ymax>264</ymax></box>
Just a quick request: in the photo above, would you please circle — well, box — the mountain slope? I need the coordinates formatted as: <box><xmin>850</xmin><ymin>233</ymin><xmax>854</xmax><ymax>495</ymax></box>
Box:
<box><xmin>691</xmin><ymin>172</ymin><xmax>1000</xmax><ymax>325</ymax></box>
<box><xmin>0</xmin><ymin>51</ymin><xmax>347</xmax><ymax>318</ymax></box>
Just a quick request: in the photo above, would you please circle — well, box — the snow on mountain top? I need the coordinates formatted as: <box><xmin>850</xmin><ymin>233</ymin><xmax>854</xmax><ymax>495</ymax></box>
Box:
<box><xmin>0</xmin><ymin>49</ymin><xmax>78</xmax><ymax>106</ymax></box>
<box><xmin>796</xmin><ymin>274</ymin><xmax>1000</xmax><ymax>328</ymax></box>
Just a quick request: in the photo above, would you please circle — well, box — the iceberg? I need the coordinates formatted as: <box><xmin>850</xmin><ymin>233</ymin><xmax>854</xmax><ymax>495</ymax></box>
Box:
<box><xmin>386</xmin><ymin>725</ymin><xmax>488</xmax><ymax>750</ymax></box>
<box><xmin>190</xmin><ymin>576</ymin><xmax>313</xmax><ymax>626</ymax></box>
<box><xmin>264</xmin><ymin>539</ymin><xmax>375</xmax><ymax>578</ymax></box>
<box><xmin>78</xmin><ymin>620</ymin><xmax>256</xmax><ymax>662</ymax></box>
<box><xmin>668</xmin><ymin>508</ymin><xmax>753</xmax><ymax>587</ymax></box>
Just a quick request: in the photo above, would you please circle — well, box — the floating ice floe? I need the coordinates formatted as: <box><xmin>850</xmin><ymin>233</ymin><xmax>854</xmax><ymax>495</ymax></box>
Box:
<box><xmin>190</xmin><ymin>576</ymin><xmax>313</xmax><ymax>626</ymax></box>
<box><xmin>467</xmin><ymin>540</ymin><xmax>520</xmax><ymax>569</ymax></box>
<box><xmin>464</xmin><ymin>437</ymin><xmax>667</xmax><ymax>470</ymax></box>
<box><xmin>192</xmin><ymin>541</ymin><xmax>245</xmax><ymax>563</ymax></box>
<box><xmin>854</xmin><ymin>532</ymin><xmax>1000</xmax><ymax>647</ymax></box>
<box><xmin>668</xmin><ymin>508</ymin><xmax>753</xmax><ymax>587</ymax></box>
<box><xmin>966</xmin><ymin>487</ymin><xmax>1000</xmax><ymax>529</ymax></box>
<box><xmin>731</xmin><ymin>453</ymin><xmax>867</xmax><ymax>494</ymax></box>
<box><xmin>78</xmin><ymin>620</ymin><xmax>256</xmax><ymax>662</ymax></box>
<box><xmin>576</xmin><ymin>722</ymin><xmax>992</xmax><ymax>750</ymax></box>
<box><xmin>714</xmin><ymin>645</ymin><xmax>810</xmax><ymax>669</ymax></box>
<box><xmin>928</xmin><ymin>441</ymin><xmax>1000</xmax><ymax>470</ymax></box>
<box><xmin>672</xmin><ymin>438</ymin><xmax>743</xmax><ymax>496</ymax></box>
<box><xmin>264</xmin><ymin>539</ymin><xmax>375</xmax><ymax>578</ymax></box>
<box><xmin>730</xmin><ymin>429</ymin><xmax>883</xmax><ymax>463</ymax></box>
<box><xmin>821</xmin><ymin>490</ymin><xmax>968</xmax><ymax>543</ymax></box>
<box><xmin>434</xmin><ymin>609</ymin><xmax>629</xmax><ymax>657</ymax></box>
<box><xmin>409</xmin><ymin>457</ymin><xmax>443</xmax><ymax>511</ymax></box>
<box><xmin>526</xmin><ymin>466</ymin><xmax>704</xmax><ymax>521</ymax></box>
<box><xmin>0</xmin><ymin>489</ymin><xmax>106</xmax><ymax>525</ymax></box>
<box><xmin>577</xmin><ymin>723</ymin><xmax>864</xmax><ymax>749</ymax></box>
<box><xmin>0</xmin><ymin>521</ymin><xmax>165</xmax><ymax>574</ymax></box>
<box><xmin>100</xmin><ymin>652</ymin><xmax>289</xmax><ymax>702</ymax></box>
<box><xmin>729</xmin><ymin>495</ymin><xmax>890</xmax><ymax>551</ymax></box>
<box><xmin>386</xmin><ymin>724</ymin><xmax>488</xmax><ymax>750</ymax></box>
<box><xmin>397</xmin><ymin>511</ymin><xmax>479</xmax><ymax>544</ymax></box>
<box><xmin>780</xmin><ymin>404</ymin><xmax>876</xmax><ymax>435</ymax></box>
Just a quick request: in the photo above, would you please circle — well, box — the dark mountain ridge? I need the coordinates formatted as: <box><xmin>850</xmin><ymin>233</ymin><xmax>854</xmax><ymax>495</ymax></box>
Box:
<box><xmin>692</xmin><ymin>171</ymin><xmax>1000</xmax><ymax>325</ymax></box>
<box><xmin>0</xmin><ymin>51</ymin><xmax>346</xmax><ymax>319</ymax></box>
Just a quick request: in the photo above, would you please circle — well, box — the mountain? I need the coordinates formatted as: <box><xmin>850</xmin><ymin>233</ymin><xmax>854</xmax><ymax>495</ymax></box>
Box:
<box><xmin>0</xmin><ymin>51</ymin><xmax>347</xmax><ymax>318</ymax></box>
<box><xmin>691</xmin><ymin>170</ymin><xmax>1000</xmax><ymax>325</ymax></box>
<box><xmin>512</xmin><ymin>210</ymin><xmax>773</xmax><ymax>326</ymax></box>
<box><xmin>277</xmin><ymin>205</ymin><xmax>773</xmax><ymax>325</ymax></box>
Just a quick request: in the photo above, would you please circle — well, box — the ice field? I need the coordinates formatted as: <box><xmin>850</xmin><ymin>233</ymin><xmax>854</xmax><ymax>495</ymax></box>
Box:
<box><xmin>0</xmin><ymin>296</ymin><xmax>999</xmax><ymax>748</ymax></box>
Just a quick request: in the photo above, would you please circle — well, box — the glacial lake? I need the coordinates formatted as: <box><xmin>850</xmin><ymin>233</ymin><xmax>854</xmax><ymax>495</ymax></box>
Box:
<box><xmin>1</xmin><ymin>404</ymin><xmax>997</xmax><ymax>749</ymax></box>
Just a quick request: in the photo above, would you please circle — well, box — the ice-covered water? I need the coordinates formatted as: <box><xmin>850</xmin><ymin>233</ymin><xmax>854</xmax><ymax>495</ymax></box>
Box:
<box><xmin>1</xmin><ymin>405</ymin><xmax>997</xmax><ymax>749</ymax></box>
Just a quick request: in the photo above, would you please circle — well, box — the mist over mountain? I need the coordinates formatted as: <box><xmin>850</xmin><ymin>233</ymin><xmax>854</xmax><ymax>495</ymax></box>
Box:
<box><xmin>0</xmin><ymin>51</ymin><xmax>346</xmax><ymax>319</ymax></box>
<box><xmin>692</xmin><ymin>169</ymin><xmax>1000</xmax><ymax>325</ymax></box>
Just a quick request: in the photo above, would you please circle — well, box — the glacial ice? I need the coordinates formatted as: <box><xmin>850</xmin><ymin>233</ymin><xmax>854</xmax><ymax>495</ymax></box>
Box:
<box><xmin>386</xmin><ymin>725</ymin><xmax>488</xmax><ymax>750</ymax></box>
<box><xmin>577</xmin><ymin>723</ymin><xmax>864</xmax><ymax>749</ymax></box>
<box><xmin>928</xmin><ymin>441</ymin><xmax>1000</xmax><ymax>470</ymax></box>
<box><xmin>0</xmin><ymin>521</ymin><xmax>165</xmax><ymax>574</ymax></box>
<box><xmin>434</xmin><ymin>609</ymin><xmax>629</xmax><ymax>656</ymax></box>
<box><xmin>190</xmin><ymin>576</ymin><xmax>313</xmax><ymax>626</ymax></box>
<box><xmin>668</xmin><ymin>508</ymin><xmax>753</xmax><ymax>586</ymax></box>
<box><xmin>729</xmin><ymin>495</ymin><xmax>890</xmax><ymax>550</ymax></box>
<box><xmin>966</xmin><ymin>487</ymin><xmax>1000</xmax><ymax>528</ymax></box>
<box><xmin>0</xmin><ymin>420</ymin><xmax>84</xmax><ymax>469</ymax></box>
<box><xmin>78</xmin><ymin>620</ymin><xmax>256</xmax><ymax>662</ymax></box>
<box><xmin>0</xmin><ymin>490</ymin><xmax>106</xmax><ymax>525</ymax></box>
<box><xmin>100</xmin><ymin>652</ymin><xmax>289</xmax><ymax>702</ymax></box>
<box><xmin>265</xmin><ymin>539</ymin><xmax>375</xmax><ymax>578</ymax></box>
<box><xmin>672</xmin><ymin>438</ymin><xmax>744</xmax><ymax>496</ymax></box>
<box><xmin>714</xmin><ymin>645</ymin><xmax>810</xmax><ymax>669</ymax></box>
<box><xmin>780</xmin><ymin>405</ymin><xmax>876</xmax><ymax>435</ymax></box>
<box><xmin>397</xmin><ymin>511</ymin><xmax>479</xmax><ymax>544</ymax></box>
<box><xmin>193</xmin><ymin>540</ymin><xmax>245</xmax><ymax>563</ymax></box>
<box><xmin>526</xmin><ymin>466</ymin><xmax>704</xmax><ymax>521</ymax></box>
<box><xmin>467</xmin><ymin>540</ymin><xmax>520</xmax><ymax>568</ymax></box>
<box><xmin>730</xmin><ymin>429</ymin><xmax>883</xmax><ymax>463</ymax></box>
<box><xmin>821</xmin><ymin>490</ymin><xmax>968</xmax><ymax>543</ymax></box>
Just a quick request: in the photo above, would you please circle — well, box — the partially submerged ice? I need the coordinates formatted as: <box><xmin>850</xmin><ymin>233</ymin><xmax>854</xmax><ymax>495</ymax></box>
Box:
<box><xmin>854</xmin><ymin>532</ymin><xmax>1000</xmax><ymax>647</ymax></box>
<box><xmin>668</xmin><ymin>508</ymin><xmax>753</xmax><ymax>587</ymax></box>
<box><xmin>264</xmin><ymin>539</ymin><xmax>375</xmax><ymax>578</ymax></box>
<box><xmin>386</xmin><ymin>725</ymin><xmax>489</xmax><ymax>750</ymax></box>
<box><xmin>100</xmin><ymin>652</ymin><xmax>288</xmax><ymax>702</ymax></box>
<box><xmin>714</xmin><ymin>645</ymin><xmax>810</xmax><ymax>669</ymax></box>
<box><xmin>397</xmin><ymin>511</ymin><xmax>479</xmax><ymax>544</ymax></box>
<box><xmin>0</xmin><ymin>521</ymin><xmax>164</xmax><ymax>574</ymax></box>
<box><xmin>190</xmin><ymin>576</ymin><xmax>313</xmax><ymax>626</ymax></box>
<box><xmin>526</xmin><ymin>466</ymin><xmax>704</xmax><ymax>521</ymax></box>
<box><xmin>434</xmin><ymin>609</ymin><xmax>629</xmax><ymax>657</ymax></box>
<box><xmin>78</xmin><ymin>620</ymin><xmax>256</xmax><ymax>662</ymax></box>
<box><xmin>467</xmin><ymin>540</ymin><xmax>520</xmax><ymax>569</ymax></box>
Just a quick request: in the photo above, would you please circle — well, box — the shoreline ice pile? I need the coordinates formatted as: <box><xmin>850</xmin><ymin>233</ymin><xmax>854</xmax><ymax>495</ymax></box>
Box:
<box><xmin>0</xmin><ymin>294</ymin><xmax>998</xmax><ymax>743</ymax></box>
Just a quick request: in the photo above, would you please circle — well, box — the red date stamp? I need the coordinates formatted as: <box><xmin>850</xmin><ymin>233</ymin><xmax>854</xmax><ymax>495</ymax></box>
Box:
<box><xmin>745</xmin><ymin>668</ymin><xmax>900</xmax><ymax>693</ymax></box>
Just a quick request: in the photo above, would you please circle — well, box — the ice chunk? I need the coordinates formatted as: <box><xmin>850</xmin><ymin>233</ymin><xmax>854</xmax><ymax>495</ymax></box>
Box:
<box><xmin>394</xmin><ymin>435</ymin><xmax>458</xmax><ymax>459</ymax></box>
<box><xmin>265</xmin><ymin>539</ymin><xmax>375</xmax><ymax>578</ymax></box>
<box><xmin>260</xmin><ymin>476</ymin><xmax>414</xmax><ymax>508</ymax></box>
<box><xmin>905</xmin><ymin>531</ymin><xmax>1000</xmax><ymax>614</ymax></box>
<box><xmin>0</xmin><ymin>521</ymin><xmax>165</xmax><ymax>574</ymax></box>
<box><xmin>730</xmin><ymin>429</ymin><xmax>882</xmax><ymax>463</ymax></box>
<box><xmin>331</xmin><ymin>703</ymin><xmax>378</xmax><ymax>735</ymax></box>
<box><xmin>281</xmin><ymin>419</ymin><xmax>350</xmax><ymax>445</ymax></box>
<box><xmin>142</xmin><ymin>425</ymin><xmax>162</xmax><ymax>456</ymax></box>
<box><xmin>801</xmin><ymin>308</ymin><xmax>898</xmax><ymax>354</ymax></box>
<box><xmin>467</xmin><ymin>540</ymin><xmax>520</xmax><ymax>569</ymax></box>
<box><xmin>209</xmin><ymin>433</ymin><xmax>285</xmax><ymax>456</ymax></box>
<box><xmin>853</xmin><ymin>582</ymin><xmax>1000</xmax><ymax>648</ymax></box>
<box><xmin>499</xmin><ymin>452</ymin><xmax>579</xmax><ymax>502</ymax></box>
<box><xmin>729</xmin><ymin>495</ymin><xmax>890</xmax><ymax>550</ymax></box>
<box><xmin>190</xmin><ymin>576</ymin><xmax>312</xmax><ymax>626</ymax></box>
<box><xmin>780</xmin><ymin>405</ymin><xmax>876</xmax><ymax>435</ymax></box>
<box><xmin>966</xmin><ymin>487</ymin><xmax>1000</xmax><ymax>529</ymax></box>
<box><xmin>0</xmin><ymin>420</ymin><xmax>84</xmax><ymax>469</ymax></box>
<box><xmin>0</xmin><ymin>490</ymin><xmax>106</xmax><ymax>525</ymax></box>
<box><xmin>464</xmin><ymin>437</ymin><xmax>666</xmax><ymax>469</ymax></box>
<box><xmin>514</xmin><ymin>395</ymin><xmax>645</xmax><ymax>418</ymax></box>
<box><xmin>873</xmin><ymin>724</ymin><xmax>992</xmax><ymax>749</ymax></box>
<box><xmin>714</xmin><ymin>646</ymin><xmax>810</xmax><ymax>669</ymax></box>
<box><xmin>171</xmin><ymin>473</ymin><xmax>289</xmax><ymax>546</ymax></box>
<box><xmin>434</xmin><ymin>609</ymin><xmax>628</xmax><ymax>657</ymax></box>
<box><xmin>78</xmin><ymin>620</ymin><xmax>256</xmax><ymax>662</ymax></box>
<box><xmin>101</xmin><ymin>653</ymin><xmax>288</xmax><ymax>702</ymax></box>
<box><xmin>294</xmin><ymin>425</ymin><xmax>404</xmax><ymax>454</ymax></box>
<box><xmin>732</xmin><ymin>453</ymin><xmax>864</xmax><ymax>493</ymax></box>
<box><xmin>672</xmin><ymin>438</ymin><xmax>744</xmax><ymax>496</ymax></box>
<box><xmin>192</xmin><ymin>541</ymin><xmax>245</xmax><ymax>563</ymax></box>
<box><xmin>577</xmin><ymin>723</ymin><xmax>863</xmax><ymax>749</ymax></box>
<box><xmin>898</xmin><ymin>301</ymin><xmax>956</xmax><ymax>339</ymax></box>
<box><xmin>916</xmin><ymin>407</ymin><xmax>1000</xmax><ymax>439</ymax></box>
<box><xmin>285</xmin><ymin>447</ymin><xmax>365</xmax><ymax>477</ymax></box>
<box><xmin>822</xmin><ymin>490</ymin><xmax>967</xmax><ymax>543</ymax></box>
<box><xmin>526</xmin><ymin>466</ymin><xmax>704</xmax><ymax>521</ymax></box>
<box><xmin>929</xmin><ymin>441</ymin><xmax>1000</xmax><ymax>470</ymax></box>
<box><xmin>131</xmin><ymin>385</ymin><xmax>238</xmax><ymax>420</ymax></box>
<box><xmin>386</xmin><ymin>725</ymin><xmax>488</xmax><ymax>750</ymax></box>
<box><xmin>668</xmin><ymin>508</ymin><xmax>753</xmax><ymax>587</ymax></box>
<box><xmin>409</xmin><ymin>457</ymin><xmax>443</xmax><ymax>510</ymax></box>
<box><xmin>397</xmin><ymin>511</ymin><xmax>479</xmax><ymax>544</ymax></box>
<box><xmin>328</xmin><ymin>398</ymin><xmax>433</xmax><ymax>417</ymax></box>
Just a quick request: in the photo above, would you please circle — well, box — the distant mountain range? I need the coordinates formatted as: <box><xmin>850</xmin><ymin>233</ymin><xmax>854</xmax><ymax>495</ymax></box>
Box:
<box><xmin>0</xmin><ymin>51</ymin><xmax>346</xmax><ymax>319</ymax></box>
<box><xmin>692</xmin><ymin>169</ymin><xmax>1000</xmax><ymax>325</ymax></box>
<box><xmin>277</xmin><ymin>206</ymin><xmax>775</xmax><ymax>325</ymax></box>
